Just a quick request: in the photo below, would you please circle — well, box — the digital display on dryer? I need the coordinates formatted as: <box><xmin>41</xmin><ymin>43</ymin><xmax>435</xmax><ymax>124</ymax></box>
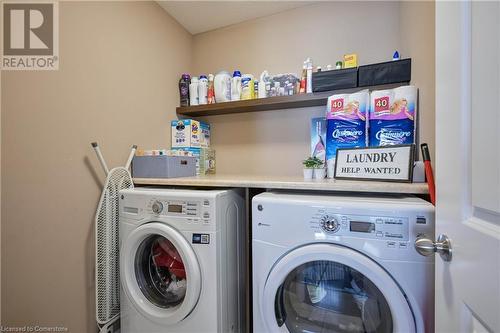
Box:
<box><xmin>168</xmin><ymin>204</ymin><xmax>183</xmax><ymax>213</ymax></box>
<box><xmin>350</xmin><ymin>221</ymin><xmax>375</xmax><ymax>233</ymax></box>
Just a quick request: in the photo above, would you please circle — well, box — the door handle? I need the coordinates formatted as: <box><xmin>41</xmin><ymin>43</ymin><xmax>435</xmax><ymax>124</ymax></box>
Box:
<box><xmin>415</xmin><ymin>234</ymin><xmax>452</xmax><ymax>261</ymax></box>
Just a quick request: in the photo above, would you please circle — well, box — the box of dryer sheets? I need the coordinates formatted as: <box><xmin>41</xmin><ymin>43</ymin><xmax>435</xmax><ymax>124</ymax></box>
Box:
<box><xmin>172</xmin><ymin>147</ymin><xmax>215</xmax><ymax>176</ymax></box>
<box><xmin>310</xmin><ymin>117</ymin><xmax>326</xmax><ymax>163</ymax></box>
<box><xmin>369</xmin><ymin>85</ymin><xmax>417</xmax><ymax>146</ymax></box>
<box><xmin>199</xmin><ymin>121</ymin><xmax>211</xmax><ymax>147</ymax></box>
<box><xmin>325</xmin><ymin>90</ymin><xmax>369</xmax><ymax>176</ymax></box>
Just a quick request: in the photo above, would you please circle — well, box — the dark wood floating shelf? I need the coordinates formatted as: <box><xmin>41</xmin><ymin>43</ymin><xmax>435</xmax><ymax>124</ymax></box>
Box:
<box><xmin>176</xmin><ymin>83</ymin><xmax>408</xmax><ymax>117</ymax></box>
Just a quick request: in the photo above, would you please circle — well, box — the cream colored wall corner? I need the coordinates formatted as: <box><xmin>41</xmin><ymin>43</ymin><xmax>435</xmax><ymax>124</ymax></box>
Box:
<box><xmin>190</xmin><ymin>1</ymin><xmax>435</xmax><ymax>176</ymax></box>
<box><xmin>0</xmin><ymin>43</ymin><xmax>2</xmax><ymax>328</ymax></box>
<box><xmin>1</xmin><ymin>2</ymin><xmax>191</xmax><ymax>331</ymax></box>
<box><xmin>191</xmin><ymin>2</ymin><xmax>401</xmax><ymax>176</ymax></box>
<box><xmin>399</xmin><ymin>1</ymin><xmax>436</xmax><ymax>161</ymax></box>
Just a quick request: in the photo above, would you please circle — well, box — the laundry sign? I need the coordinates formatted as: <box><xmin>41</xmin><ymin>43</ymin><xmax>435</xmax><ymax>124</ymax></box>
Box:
<box><xmin>334</xmin><ymin>144</ymin><xmax>415</xmax><ymax>182</ymax></box>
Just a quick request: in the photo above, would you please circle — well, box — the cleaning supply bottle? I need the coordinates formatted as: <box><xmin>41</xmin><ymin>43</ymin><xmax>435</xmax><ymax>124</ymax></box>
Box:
<box><xmin>299</xmin><ymin>63</ymin><xmax>307</xmax><ymax>94</ymax></box>
<box><xmin>241</xmin><ymin>74</ymin><xmax>254</xmax><ymax>100</ymax></box>
<box><xmin>258</xmin><ymin>70</ymin><xmax>270</xmax><ymax>98</ymax></box>
<box><xmin>198</xmin><ymin>75</ymin><xmax>208</xmax><ymax>105</ymax></box>
<box><xmin>392</xmin><ymin>51</ymin><xmax>400</xmax><ymax>61</ymax></box>
<box><xmin>231</xmin><ymin>70</ymin><xmax>242</xmax><ymax>101</ymax></box>
<box><xmin>179</xmin><ymin>73</ymin><xmax>190</xmax><ymax>107</ymax></box>
<box><xmin>305</xmin><ymin>57</ymin><xmax>313</xmax><ymax>93</ymax></box>
<box><xmin>189</xmin><ymin>76</ymin><xmax>199</xmax><ymax>106</ymax></box>
<box><xmin>207</xmin><ymin>74</ymin><xmax>215</xmax><ymax>104</ymax></box>
<box><xmin>214</xmin><ymin>71</ymin><xmax>232</xmax><ymax>103</ymax></box>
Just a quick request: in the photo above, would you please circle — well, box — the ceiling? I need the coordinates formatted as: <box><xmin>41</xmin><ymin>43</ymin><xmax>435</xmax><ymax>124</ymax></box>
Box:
<box><xmin>157</xmin><ymin>1</ymin><xmax>315</xmax><ymax>35</ymax></box>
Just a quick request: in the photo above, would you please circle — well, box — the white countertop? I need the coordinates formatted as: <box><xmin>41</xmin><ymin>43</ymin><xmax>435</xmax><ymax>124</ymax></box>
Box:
<box><xmin>133</xmin><ymin>174</ymin><xmax>429</xmax><ymax>194</ymax></box>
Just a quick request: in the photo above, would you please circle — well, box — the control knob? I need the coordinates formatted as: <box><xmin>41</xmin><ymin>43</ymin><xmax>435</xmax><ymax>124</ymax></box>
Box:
<box><xmin>152</xmin><ymin>201</ymin><xmax>163</xmax><ymax>214</ymax></box>
<box><xmin>321</xmin><ymin>215</ymin><xmax>340</xmax><ymax>233</ymax></box>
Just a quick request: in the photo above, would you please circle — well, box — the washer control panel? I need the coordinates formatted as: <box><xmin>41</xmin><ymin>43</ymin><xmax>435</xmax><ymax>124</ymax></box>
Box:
<box><xmin>314</xmin><ymin>213</ymin><xmax>410</xmax><ymax>241</ymax></box>
<box><xmin>147</xmin><ymin>199</ymin><xmax>211</xmax><ymax>217</ymax></box>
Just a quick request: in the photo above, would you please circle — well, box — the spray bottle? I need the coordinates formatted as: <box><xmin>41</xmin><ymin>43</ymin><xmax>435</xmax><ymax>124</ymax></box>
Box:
<box><xmin>207</xmin><ymin>74</ymin><xmax>215</xmax><ymax>104</ymax></box>
<box><xmin>305</xmin><ymin>57</ymin><xmax>313</xmax><ymax>93</ymax></box>
<box><xmin>299</xmin><ymin>63</ymin><xmax>307</xmax><ymax>94</ymax></box>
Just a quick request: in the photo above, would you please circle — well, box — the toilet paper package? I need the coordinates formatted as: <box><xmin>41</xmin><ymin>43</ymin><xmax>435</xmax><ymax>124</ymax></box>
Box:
<box><xmin>369</xmin><ymin>86</ymin><xmax>417</xmax><ymax>146</ymax></box>
<box><xmin>325</xmin><ymin>90</ymin><xmax>369</xmax><ymax>166</ymax></box>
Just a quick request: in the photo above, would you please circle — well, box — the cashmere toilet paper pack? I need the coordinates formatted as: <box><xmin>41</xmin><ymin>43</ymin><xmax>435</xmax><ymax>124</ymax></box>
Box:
<box><xmin>325</xmin><ymin>90</ymin><xmax>369</xmax><ymax>164</ymax></box>
<box><xmin>369</xmin><ymin>86</ymin><xmax>417</xmax><ymax>146</ymax></box>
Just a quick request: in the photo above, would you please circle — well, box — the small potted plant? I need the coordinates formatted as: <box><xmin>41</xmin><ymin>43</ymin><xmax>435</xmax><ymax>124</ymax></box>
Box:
<box><xmin>302</xmin><ymin>157</ymin><xmax>317</xmax><ymax>180</ymax></box>
<box><xmin>312</xmin><ymin>157</ymin><xmax>326</xmax><ymax>180</ymax></box>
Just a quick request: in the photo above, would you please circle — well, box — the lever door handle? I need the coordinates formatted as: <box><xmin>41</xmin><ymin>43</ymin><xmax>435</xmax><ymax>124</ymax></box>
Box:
<box><xmin>415</xmin><ymin>234</ymin><xmax>452</xmax><ymax>262</ymax></box>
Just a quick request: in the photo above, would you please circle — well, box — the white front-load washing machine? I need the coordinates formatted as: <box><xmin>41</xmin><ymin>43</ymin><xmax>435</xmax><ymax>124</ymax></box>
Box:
<box><xmin>119</xmin><ymin>188</ymin><xmax>245</xmax><ymax>333</ymax></box>
<box><xmin>252</xmin><ymin>192</ymin><xmax>435</xmax><ymax>333</ymax></box>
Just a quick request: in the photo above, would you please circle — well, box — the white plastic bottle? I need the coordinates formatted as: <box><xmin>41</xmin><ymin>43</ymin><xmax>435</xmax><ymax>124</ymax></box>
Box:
<box><xmin>305</xmin><ymin>57</ymin><xmax>313</xmax><ymax>93</ymax></box>
<box><xmin>189</xmin><ymin>76</ymin><xmax>199</xmax><ymax>106</ymax></box>
<box><xmin>258</xmin><ymin>70</ymin><xmax>269</xmax><ymax>98</ymax></box>
<box><xmin>198</xmin><ymin>75</ymin><xmax>208</xmax><ymax>105</ymax></box>
<box><xmin>241</xmin><ymin>74</ymin><xmax>255</xmax><ymax>100</ymax></box>
<box><xmin>231</xmin><ymin>70</ymin><xmax>242</xmax><ymax>101</ymax></box>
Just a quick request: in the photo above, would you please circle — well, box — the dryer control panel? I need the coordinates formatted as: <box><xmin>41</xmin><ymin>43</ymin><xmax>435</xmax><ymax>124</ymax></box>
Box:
<box><xmin>314</xmin><ymin>213</ymin><xmax>410</xmax><ymax>241</ymax></box>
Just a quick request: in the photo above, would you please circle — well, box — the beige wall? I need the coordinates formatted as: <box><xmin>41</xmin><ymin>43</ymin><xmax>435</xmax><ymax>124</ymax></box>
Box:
<box><xmin>1</xmin><ymin>1</ymin><xmax>435</xmax><ymax>331</ymax></box>
<box><xmin>191</xmin><ymin>1</ymin><xmax>435</xmax><ymax>175</ymax></box>
<box><xmin>1</xmin><ymin>2</ymin><xmax>191</xmax><ymax>331</ymax></box>
<box><xmin>399</xmin><ymin>1</ymin><xmax>436</xmax><ymax>161</ymax></box>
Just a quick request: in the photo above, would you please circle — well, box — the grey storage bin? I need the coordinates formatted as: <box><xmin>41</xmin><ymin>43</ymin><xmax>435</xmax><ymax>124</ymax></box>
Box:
<box><xmin>132</xmin><ymin>155</ymin><xmax>196</xmax><ymax>178</ymax></box>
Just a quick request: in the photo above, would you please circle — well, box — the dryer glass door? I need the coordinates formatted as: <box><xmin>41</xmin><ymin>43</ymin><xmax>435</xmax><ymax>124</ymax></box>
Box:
<box><xmin>121</xmin><ymin>222</ymin><xmax>202</xmax><ymax>325</ymax></box>
<box><xmin>262</xmin><ymin>244</ymin><xmax>415</xmax><ymax>333</ymax></box>
<box><xmin>275</xmin><ymin>260</ymin><xmax>392</xmax><ymax>333</ymax></box>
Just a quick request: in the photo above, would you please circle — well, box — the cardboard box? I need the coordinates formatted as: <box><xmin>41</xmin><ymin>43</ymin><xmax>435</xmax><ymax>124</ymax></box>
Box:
<box><xmin>172</xmin><ymin>147</ymin><xmax>215</xmax><ymax>176</ymax></box>
<box><xmin>171</xmin><ymin>119</ymin><xmax>201</xmax><ymax>148</ymax></box>
<box><xmin>310</xmin><ymin>117</ymin><xmax>326</xmax><ymax>163</ymax></box>
<box><xmin>343</xmin><ymin>53</ymin><xmax>358</xmax><ymax>68</ymax></box>
<box><xmin>199</xmin><ymin>121</ymin><xmax>211</xmax><ymax>147</ymax></box>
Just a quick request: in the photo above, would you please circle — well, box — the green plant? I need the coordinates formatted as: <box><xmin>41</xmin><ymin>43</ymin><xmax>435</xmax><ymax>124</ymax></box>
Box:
<box><xmin>303</xmin><ymin>157</ymin><xmax>324</xmax><ymax>168</ymax></box>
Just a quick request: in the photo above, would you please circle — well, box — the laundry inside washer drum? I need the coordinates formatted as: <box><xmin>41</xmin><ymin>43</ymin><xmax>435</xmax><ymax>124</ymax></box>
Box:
<box><xmin>274</xmin><ymin>260</ymin><xmax>392</xmax><ymax>333</ymax></box>
<box><xmin>135</xmin><ymin>235</ymin><xmax>187</xmax><ymax>308</ymax></box>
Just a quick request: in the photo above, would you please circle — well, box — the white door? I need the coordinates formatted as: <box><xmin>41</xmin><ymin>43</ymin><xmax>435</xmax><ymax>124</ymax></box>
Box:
<box><xmin>435</xmin><ymin>1</ymin><xmax>500</xmax><ymax>332</ymax></box>
<box><xmin>120</xmin><ymin>222</ymin><xmax>202</xmax><ymax>325</ymax></box>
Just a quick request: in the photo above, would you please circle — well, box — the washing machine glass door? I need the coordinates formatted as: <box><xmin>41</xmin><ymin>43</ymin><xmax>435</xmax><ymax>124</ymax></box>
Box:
<box><xmin>262</xmin><ymin>244</ymin><xmax>415</xmax><ymax>333</ymax></box>
<box><xmin>121</xmin><ymin>222</ymin><xmax>201</xmax><ymax>325</ymax></box>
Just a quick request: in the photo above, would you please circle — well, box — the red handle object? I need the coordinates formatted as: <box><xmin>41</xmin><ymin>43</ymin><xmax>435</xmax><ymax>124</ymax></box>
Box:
<box><xmin>421</xmin><ymin>144</ymin><xmax>436</xmax><ymax>205</ymax></box>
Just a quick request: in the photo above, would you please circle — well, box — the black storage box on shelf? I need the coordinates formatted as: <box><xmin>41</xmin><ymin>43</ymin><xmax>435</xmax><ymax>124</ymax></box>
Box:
<box><xmin>312</xmin><ymin>68</ymin><xmax>358</xmax><ymax>92</ymax></box>
<box><xmin>358</xmin><ymin>58</ymin><xmax>411</xmax><ymax>87</ymax></box>
<box><xmin>132</xmin><ymin>155</ymin><xmax>196</xmax><ymax>178</ymax></box>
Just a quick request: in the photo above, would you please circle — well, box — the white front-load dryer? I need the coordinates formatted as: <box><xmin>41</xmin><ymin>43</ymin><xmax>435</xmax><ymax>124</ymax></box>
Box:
<box><xmin>119</xmin><ymin>188</ymin><xmax>245</xmax><ymax>333</ymax></box>
<box><xmin>252</xmin><ymin>192</ymin><xmax>435</xmax><ymax>333</ymax></box>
